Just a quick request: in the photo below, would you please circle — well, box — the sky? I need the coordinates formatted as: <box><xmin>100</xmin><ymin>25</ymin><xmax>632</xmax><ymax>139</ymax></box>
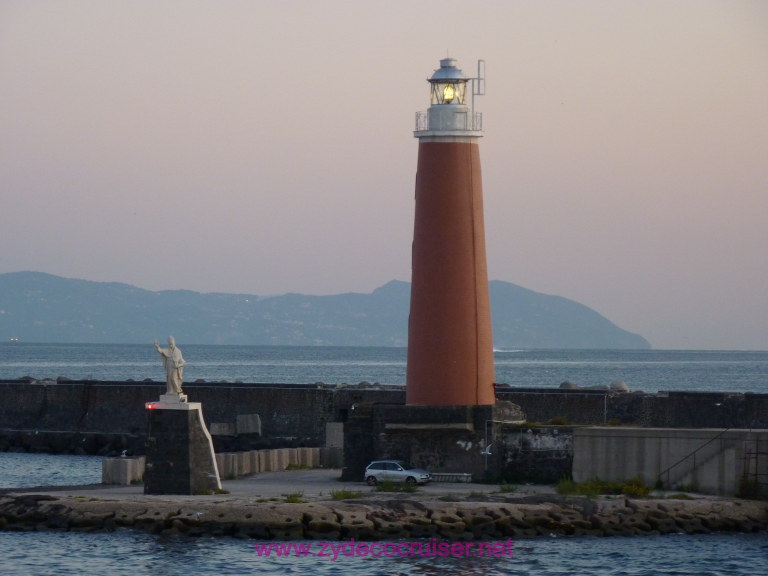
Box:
<box><xmin>1</xmin><ymin>1</ymin><xmax>767</xmax><ymax>350</ymax></box>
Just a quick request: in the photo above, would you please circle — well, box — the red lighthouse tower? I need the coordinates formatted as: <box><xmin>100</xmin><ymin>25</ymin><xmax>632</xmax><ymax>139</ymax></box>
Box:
<box><xmin>406</xmin><ymin>57</ymin><xmax>495</xmax><ymax>406</ymax></box>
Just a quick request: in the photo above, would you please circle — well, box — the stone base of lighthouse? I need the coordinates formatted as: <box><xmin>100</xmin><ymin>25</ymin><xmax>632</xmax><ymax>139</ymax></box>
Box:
<box><xmin>341</xmin><ymin>401</ymin><xmax>525</xmax><ymax>482</ymax></box>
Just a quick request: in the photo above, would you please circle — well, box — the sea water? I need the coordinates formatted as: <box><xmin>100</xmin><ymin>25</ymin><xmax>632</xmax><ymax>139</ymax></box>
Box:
<box><xmin>0</xmin><ymin>453</ymin><xmax>102</xmax><ymax>489</ymax></box>
<box><xmin>0</xmin><ymin>530</ymin><xmax>766</xmax><ymax>576</ymax></box>
<box><xmin>1</xmin><ymin>345</ymin><xmax>767</xmax><ymax>574</ymax></box>
<box><xmin>1</xmin><ymin>344</ymin><xmax>767</xmax><ymax>393</ymax></box>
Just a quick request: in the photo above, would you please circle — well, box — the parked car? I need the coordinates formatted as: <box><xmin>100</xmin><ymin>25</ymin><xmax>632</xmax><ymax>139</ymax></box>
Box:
<box><xmin>364</xmin><ymin>460</ymin><xmax>431</xmax><ymax>486</ymax></box>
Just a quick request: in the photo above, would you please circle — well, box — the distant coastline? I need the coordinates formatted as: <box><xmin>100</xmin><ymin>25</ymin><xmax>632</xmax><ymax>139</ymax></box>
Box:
<box><xmin>0</xmin><ymin>271</ymin><xmax>650</xmax><ymax>349</ymax></box>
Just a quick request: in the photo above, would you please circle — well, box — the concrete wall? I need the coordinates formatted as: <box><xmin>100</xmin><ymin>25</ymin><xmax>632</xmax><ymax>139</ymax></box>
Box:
<box><xmin>102</xmin><ymin>456</ymin><xmax>146</xmax><ymax>485</ymax></box>
<box><xmin>497</xmin><ymin>426</ymin><xmax>574</xmax><ymax>483</ymax></box>
<box><xmin>102</xmin><ymin>447</ymin><xmax>339</xmax><ymax>485</ymax></box>
<box><xmin>573</xmin><ymin>427</ymin><xmax>768</xmax><ymax>496</ymax></box>
<box><xmin>496</xmin><ymin>389</ymin><xmax>768</xmax><ymax>429</ymax></box>
<box><xmin>341</xmin><ymin>402</ymin><xmax>527</xmax><ymax>482</ymax></box>
<box><xmin>0</xmin><ymin>380</ymin><xmax>404</xmax><ymax>454</ymax></box>
<box><xmin>2</xmin><ymin>379</ymin><xmax>767</xmax><ymax>457</ymax></box>
<box><xmin>497</xmin><ymin>389</ymin><xmax>613</xmax><ymax>424</ymax></box>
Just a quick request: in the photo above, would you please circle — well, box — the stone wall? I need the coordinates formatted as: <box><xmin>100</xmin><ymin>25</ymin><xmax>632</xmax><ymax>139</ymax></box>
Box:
<box><xmin>0</xmin><ymin>380</ymin><xmax>400</xmax><ymax>455</ymax></box>
<box><xmin>640</xmin><ymin>392</ymin><xmax>768</xmax><ymax>428</ymax></box>
<box><xmin>341</xmin><ymin>404</ymin><xmax>377</xmax><ymax>482</ymax></box>
<box><xmin>496</xmin><ymin>426</ymin><xmax>574</xmax><ymax>483</ymax></box>
<box><xmin>497</xmin><ymin>388</ymin><xmax>768</xmax><ymax>429</ymax></box>
<box><xmin>4</xmin><ymin>493</ymin><xmax>767</xmax><ymax>539</ymax></box>
<box><xmin>2</xmin><ymin>380</ymin><xmax>767</xmax><ymax>457</ymax></box>
<box><xmin>341</xmin><ymin>402</ymin><xmax>527</xmax><ymax>482</ymax></box>
<box><xmin>496</xmin><ymin>388</ymin><xmax>612</xmax><ymax>424</ymax></box>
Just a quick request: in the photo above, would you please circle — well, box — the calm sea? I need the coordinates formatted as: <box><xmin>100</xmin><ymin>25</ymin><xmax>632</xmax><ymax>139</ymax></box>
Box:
<box><xmin>1</xmin><ymin>530</ymin><xmax>766</xmax><ymax>576</ymax></box>
<box><xmin>1</xmin><ymin>345</ymin><xmax>767</xmax><ymax>574</ymax></box>
<box><xmin>1</xmin><ymin>343</ymin><xmax>767</xmax><ymax>393</ymax></box>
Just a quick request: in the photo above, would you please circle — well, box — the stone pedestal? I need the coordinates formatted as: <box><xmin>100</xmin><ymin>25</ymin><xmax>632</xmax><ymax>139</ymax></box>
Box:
<box><xmin>159</xmin><ymin>393</ymin><xmax>187</xmax><ymax>403</ymax></box>
<box><xmin>144</xmin><ymin>396</ymin><xmax>221</xmax><ymax>495</ymax></box>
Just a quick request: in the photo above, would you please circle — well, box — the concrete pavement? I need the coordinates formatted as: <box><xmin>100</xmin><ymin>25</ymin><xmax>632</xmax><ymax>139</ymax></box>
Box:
<box><xmin>8</xmin><ymin>468</ymin><xmax>555</xmax><ymax>502</ymax></box>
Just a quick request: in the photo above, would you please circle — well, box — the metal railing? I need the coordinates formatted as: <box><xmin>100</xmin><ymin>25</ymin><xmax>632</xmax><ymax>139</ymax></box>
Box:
<box><xmin>656</xmin><ymin>428</ymin><xmax>731</xmax><ymax>489</ymax></box>
<box><xmin>415</xmin><ymin>111</ymin><xmax>428</xmax><ymax>131</ymax></box>
<box><xmin>414</xmin><ymin>111</ymin><xmax>483</xmax><ymax>132</ymax></box>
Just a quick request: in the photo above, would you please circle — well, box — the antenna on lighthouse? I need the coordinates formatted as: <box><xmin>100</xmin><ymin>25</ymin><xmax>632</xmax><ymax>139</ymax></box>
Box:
<box><xmin>469</xmin><ymin>60</ymin><xmax>485</xmax><ymax>130</ymax></box>
<box><xmin>473</xmin><ymin>60</ymin><xmax>486</xmax><ymax>96</ymax></box>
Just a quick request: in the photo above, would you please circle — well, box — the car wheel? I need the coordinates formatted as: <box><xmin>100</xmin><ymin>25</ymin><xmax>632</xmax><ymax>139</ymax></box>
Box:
<box><xmin>405</xmin><ymin>476</ymin><xmax>417</xmax><ymax>485</ymax></box>
<box><xmin>366</xmin><ymin>476</ymin><xmax>377</xmax><ymax>486</ymax></box>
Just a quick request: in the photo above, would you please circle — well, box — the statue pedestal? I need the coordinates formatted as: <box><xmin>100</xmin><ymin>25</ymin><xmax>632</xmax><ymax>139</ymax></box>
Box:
<box><xmin>144</xmin><ymin>397</ymin><xmax>221</xmax><ymax>495</ymax></box>
<box><xmin>158</xmin><ymin>393</ymin><xmax>188</xmax><ymax>404</ymax></box>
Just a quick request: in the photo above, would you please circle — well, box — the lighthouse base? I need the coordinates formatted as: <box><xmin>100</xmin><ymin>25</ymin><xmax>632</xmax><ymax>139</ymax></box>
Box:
<box><xmin>341</xmin><ymin>401</ymin><xmax>524</xmax><ymax>482</ymax></box>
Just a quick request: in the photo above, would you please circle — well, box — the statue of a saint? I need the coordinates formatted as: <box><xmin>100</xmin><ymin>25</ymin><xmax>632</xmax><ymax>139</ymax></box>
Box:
<box><xmin>154</xmin><ymin>336</ymin><xmax>186</xmax><ymax>395</ymax></box>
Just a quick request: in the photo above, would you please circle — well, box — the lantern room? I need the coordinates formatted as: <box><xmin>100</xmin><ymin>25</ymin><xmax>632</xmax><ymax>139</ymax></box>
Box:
<box><xmin>428</xmin><ymin>57</ymin><xmax>468</xmax><ymax>105</ymax></box>
<box><xmin>415</xmin><ymin>57</ymin><xmax>484</xmax><ymax>136</ymax></box>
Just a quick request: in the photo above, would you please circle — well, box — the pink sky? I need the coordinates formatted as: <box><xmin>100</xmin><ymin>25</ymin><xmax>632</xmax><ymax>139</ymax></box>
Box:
<box><xmin>2</xmin><ymin>1</ymin><xmax>767</xmax><ymax>349</ymax></box>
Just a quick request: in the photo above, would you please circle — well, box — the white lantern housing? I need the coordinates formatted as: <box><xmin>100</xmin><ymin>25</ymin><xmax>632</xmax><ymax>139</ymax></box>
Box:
<box><xmin>415</xmin><ymin>57</ymin><xmax>483</xmax><ymax>137</ymax></box>
<box><xmin>428</xmin><ymin>58</ymin><xmax>468</xmax><ymax>105</ymax></box>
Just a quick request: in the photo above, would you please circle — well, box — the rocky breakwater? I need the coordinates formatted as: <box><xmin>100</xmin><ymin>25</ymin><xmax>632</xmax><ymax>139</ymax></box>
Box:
<box><xmin>0</xmin><ymin>494</ymin><xmax>766</xmax><ymax>539</ymax></box>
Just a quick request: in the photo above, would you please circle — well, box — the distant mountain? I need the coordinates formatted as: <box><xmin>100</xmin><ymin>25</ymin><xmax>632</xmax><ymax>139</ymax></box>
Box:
<box><xmin>0</xmin><ymin>271</ymin><xmax>650</xmax><ymax>348</ymax></box>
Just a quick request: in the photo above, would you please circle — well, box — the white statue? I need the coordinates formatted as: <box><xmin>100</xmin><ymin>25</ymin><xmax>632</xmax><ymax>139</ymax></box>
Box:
<box><xmin>154</xmin><ymin>336</ymin><xmax>185</xmax><ymax>395</ymax></box>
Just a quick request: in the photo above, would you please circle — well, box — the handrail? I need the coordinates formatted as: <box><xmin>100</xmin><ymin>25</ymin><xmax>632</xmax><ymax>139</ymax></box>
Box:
<box><xmin>657</xmin><ymin>428</ymin><xmax>731</xmax><ymax>488</ymax></box>
<box><xmin>414</xmin><ymin>110</ymin><xmax>483</xmax><ymax>132</ymax></box>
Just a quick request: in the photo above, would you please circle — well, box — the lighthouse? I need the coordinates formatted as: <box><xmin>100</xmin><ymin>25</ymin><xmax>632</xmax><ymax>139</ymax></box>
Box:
<box><xmin>406</xmin><ymin>57</ymin><xmax>495</xmax><ymax>406</ymax></box>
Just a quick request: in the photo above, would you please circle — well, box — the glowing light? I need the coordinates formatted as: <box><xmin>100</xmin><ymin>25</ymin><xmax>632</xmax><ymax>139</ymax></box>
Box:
<box><xmin>443</xmin><ymin>84</ymin><xmax>456</xmax><ymax>103</ymax></box>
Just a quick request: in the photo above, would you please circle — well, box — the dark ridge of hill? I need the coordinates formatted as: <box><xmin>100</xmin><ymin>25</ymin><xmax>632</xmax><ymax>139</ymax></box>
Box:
<box><xmin>0</xmin><ymin>271</ymin><xmax>650</xmax><ymax>349</ymax></box>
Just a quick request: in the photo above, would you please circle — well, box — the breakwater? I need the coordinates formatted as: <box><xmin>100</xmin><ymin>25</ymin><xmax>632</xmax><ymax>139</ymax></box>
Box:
<box><xmin>2</xmin><ymin>380</ymin><xmax>767</xmax><ymax>456</ymax></box>
<box><xmin>0</xmin><ymin>380</ymin><xmax>397</xmax><ymax>455</ymax></box>
<box><xmin>1</xmin><ymin>493</ymin><xmax>765</xmax><ymax>539</ymax></box>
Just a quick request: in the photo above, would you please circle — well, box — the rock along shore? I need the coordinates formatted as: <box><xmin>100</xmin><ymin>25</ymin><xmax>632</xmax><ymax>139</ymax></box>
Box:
<box><xmin>1</xmin><ymin>493</ymin><xmax>766</xmax><ymax>540</ymax></box>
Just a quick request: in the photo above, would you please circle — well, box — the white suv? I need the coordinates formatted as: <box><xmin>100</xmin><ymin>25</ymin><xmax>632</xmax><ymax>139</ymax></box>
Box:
<box><xmin>364</xmin><ymin>460</ymin><xmax>431</xmax><ymax>486</ymax></box>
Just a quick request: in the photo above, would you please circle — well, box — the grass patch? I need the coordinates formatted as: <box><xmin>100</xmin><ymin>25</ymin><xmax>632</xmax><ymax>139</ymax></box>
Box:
<box><xmin>375</xmin><ymin>480</ymin><xmax>418</xmax><ymax>493</ymax></box>
<box><xmin>496</xmin><ymin>483</ymin><xmax>516</xmax><ymax>494</ymax></box>
<box><xmin>283</xmin><ymin>491</ymin><xmax>306</xmax><ymax>503</ymax></box>
<box><xmin>329</xmin><ymin>489</ymin><xmax>364</xmax><ymax>500</ymax></box>
<box><xmin>665</xmin><ymin>493</ymin><xmax>696</xmax><ymax>500</ymax></box>
<box><xmin>285</xmin><ymin>464</ymin><xmax>311</xmax><ymax>471</ymax></box>
<box><xmin>621</xmin><ymin>477</ymin><xmax>649</xmax><ymax>498</ymax></box>
<box><xmin>556</xmin><ymin>476</ymin><xmax>649</xmax><ymax>498</ymax></box>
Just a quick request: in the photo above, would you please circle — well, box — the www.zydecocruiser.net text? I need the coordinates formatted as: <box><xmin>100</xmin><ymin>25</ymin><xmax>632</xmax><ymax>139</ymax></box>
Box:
<box><xmin>254</xmin><ymin>538</ymin><xmax>515</xmax><ymax>561</ymax></box>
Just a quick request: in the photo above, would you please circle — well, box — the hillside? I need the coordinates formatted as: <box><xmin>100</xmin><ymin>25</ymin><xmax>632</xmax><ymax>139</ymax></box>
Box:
<box><xmin>0</xmin><ymin>272</ymin><xmax>650</xmax><ymax>348</ymax></box>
